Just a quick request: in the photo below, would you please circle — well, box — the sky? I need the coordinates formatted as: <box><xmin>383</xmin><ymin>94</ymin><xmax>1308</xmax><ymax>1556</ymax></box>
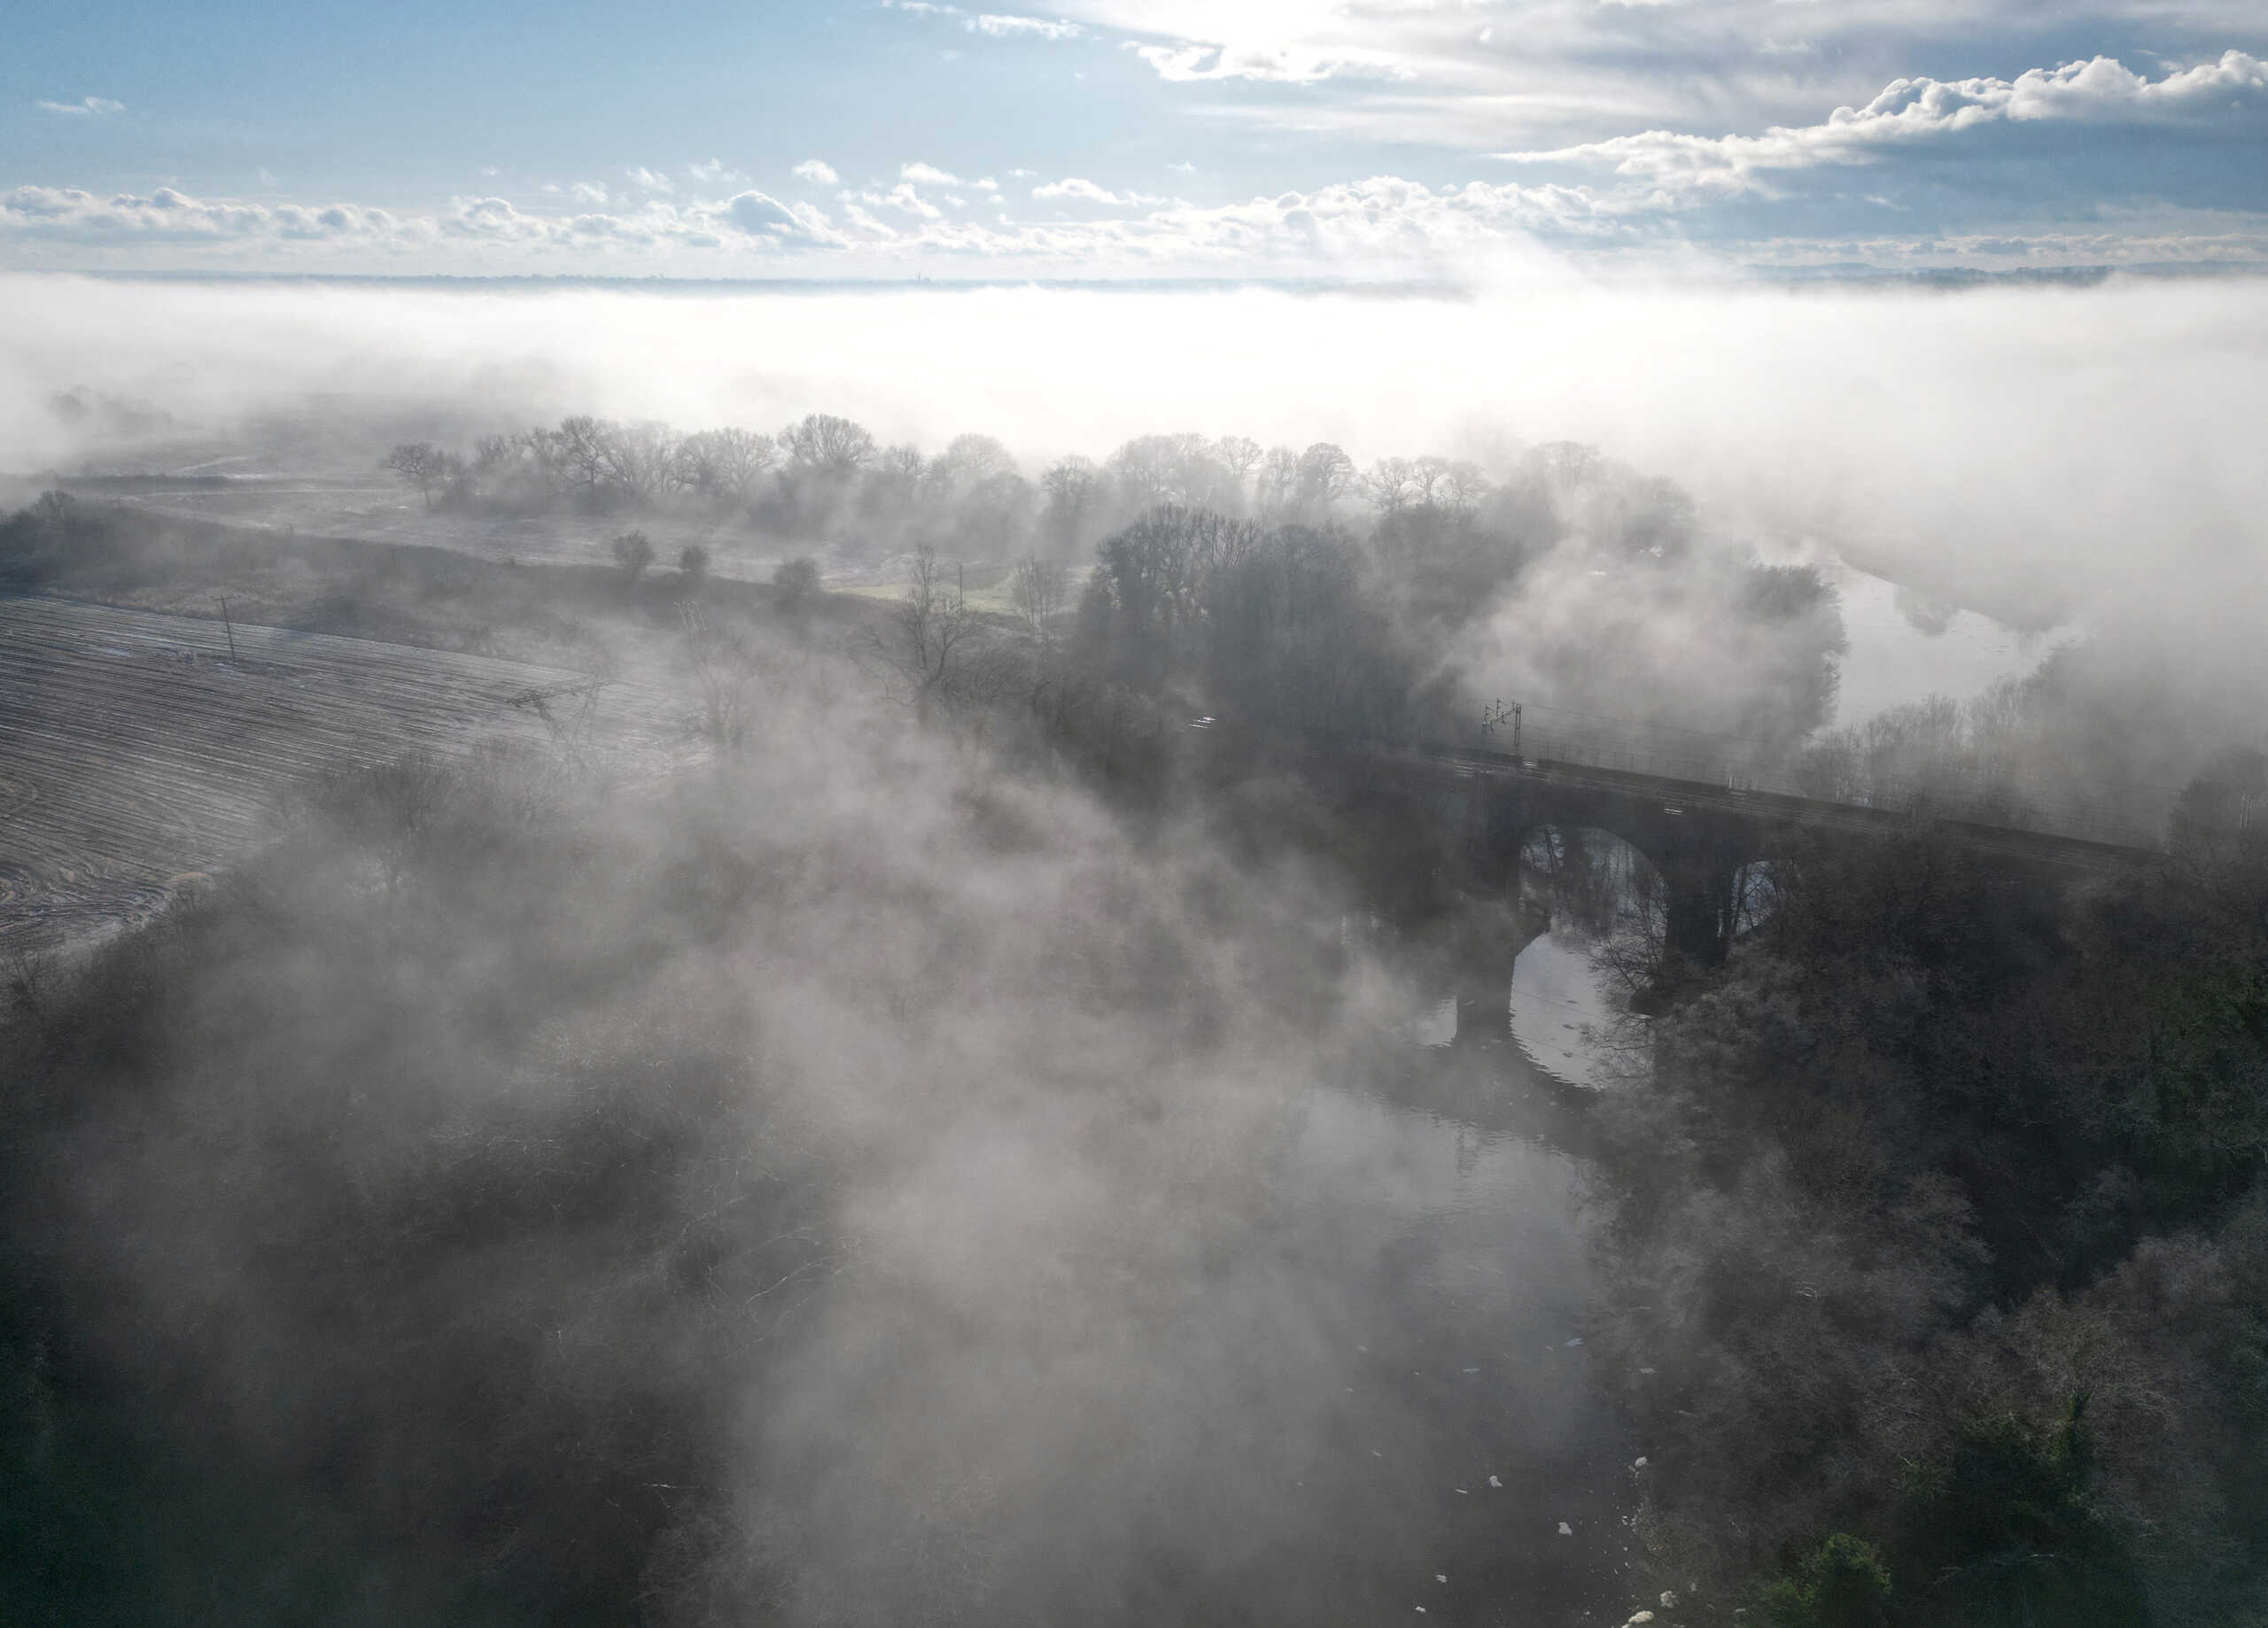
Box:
<box><xmin>3</xmin><ymin>1</ymin><xmax>2266</xmax><ymax>276</ymax></box>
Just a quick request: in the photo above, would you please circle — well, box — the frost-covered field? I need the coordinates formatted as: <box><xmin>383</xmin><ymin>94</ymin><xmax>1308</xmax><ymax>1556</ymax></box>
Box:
<box><xmin>0</xmin><ymin>595</ymin><xmax>680</xmax><ymax>950</ymax></box>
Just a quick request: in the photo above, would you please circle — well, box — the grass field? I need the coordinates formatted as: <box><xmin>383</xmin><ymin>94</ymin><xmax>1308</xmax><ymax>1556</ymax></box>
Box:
<box><xmin>0</xmin><ymin>594</ymin><xmax>686</xmax><ymax>951</ymax></box>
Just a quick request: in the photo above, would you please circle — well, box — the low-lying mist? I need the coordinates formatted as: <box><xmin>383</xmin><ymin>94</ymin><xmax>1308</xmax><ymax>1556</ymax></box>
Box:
<box><xmin>5</xmin><ymin>271</ymin><xmax>2264</xmax><ymax>659</ymax></box>
<box><xmin>0</xmin><ymin>646</ymin><xmax>1619</xmax><ymax>1623</ymax></box>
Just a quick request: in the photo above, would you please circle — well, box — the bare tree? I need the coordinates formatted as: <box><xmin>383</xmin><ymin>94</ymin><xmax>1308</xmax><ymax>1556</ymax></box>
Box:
<box><xmin>1529</xmin><ymin>440</ymin><xmax>1602</xmax><ymax>488</ymax></box>
<box><xmin>1256</xmin><ymin>446</ymin><xmax>1301</xmax><ymax>517</ymax></box>
<box><xmin>596</xmin><ymin>420</ymin><xmax>681</xmax><ymax>502</ymax></box>
<box><xmin>1040</xmin><ymin>456</ymin><xmax>1102</xmax><ymax>552</ymax></box>
<box><xmin>781</xmin><ymin>413</ymin><xmax>877</xmax><ymax>477</ymax></box>
<box><xmin>871</xmin><ymin>543</ymin><xmax>983</xmax><ymax>727</ymax></box>
<box><xmin>936</xmin><ymin>433</ymin><xmax>1018</xmax><ymax>489</ymax></box>
<box><xmin>553</xmin><ymin>415</ymin><xmax>613</xmax><ymax>500</ymax></box>
<box><xmin>1363</xmin><ymin>456</ymin><xmax>1419</xmax><ymax>515</ymax></box>
<box><xmin>681</xmin><ymin>603</ymin><xmax>782</xmax><ymax>753</ymax></box>
<box><xmin>384</xmin><ymin>443</ymin><xmax>448</xmax><ymax>508</ymax></box>
<box><xmin>1011</xmin><ymin>554</ymin><xmax>1069</xmax><ymax>645</ymax></box>
<box><xmin>1410</xmin><ymin>455</ymin><xmax>1450</xmax><ymax>508</ymax></box>
<box><xmin>1213</xmin><ymin>434</ymin><xmax>1262</xmax><ymax>490</ymax></box>
<box><xmin>1295</xmin><ymin>442</ymin><xmax>1358</xmax><ymax>514</ymax></box>
<box><xmin>678</xmin><ymin>427</ymin><xmax>778</xmax><ymax>503</ymax></box>
<box><xmin>1441</xmin><ymin>459</ymin><xmax>1490</xmax><ymax>512</ymax></box>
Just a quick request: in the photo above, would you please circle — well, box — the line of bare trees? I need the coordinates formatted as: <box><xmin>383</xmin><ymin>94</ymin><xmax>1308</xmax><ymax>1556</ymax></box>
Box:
<box><xmin>384</xmin><ymin>415</ymin><xmax>1502</xmax><ymax>562</ymax></box>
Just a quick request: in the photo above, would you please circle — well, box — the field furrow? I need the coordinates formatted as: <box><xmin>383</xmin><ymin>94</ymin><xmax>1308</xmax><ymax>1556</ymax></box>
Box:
<box><xmin>0</xmin><ymin>596</ymin><xmax>688</xmax><ymax>950</ymax></box>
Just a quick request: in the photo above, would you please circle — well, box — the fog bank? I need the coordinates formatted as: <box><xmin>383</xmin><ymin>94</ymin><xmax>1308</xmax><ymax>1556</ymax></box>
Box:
<box><xmin>4</xmin><ymin>273</ymin><xmax>2264</xmax><ymax>648</ymax></box>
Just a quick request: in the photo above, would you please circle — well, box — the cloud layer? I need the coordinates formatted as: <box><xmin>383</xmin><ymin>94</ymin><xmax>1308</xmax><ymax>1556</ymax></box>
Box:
<box><xmin>1498</xmin><ymin>51</ymin><xmax>2268</xmax><ymax>205</ymax></box>
<box><xmin>5</xmin><ymin>51</ymin><xmax>2264</xmax><ymax>275</ymax></box>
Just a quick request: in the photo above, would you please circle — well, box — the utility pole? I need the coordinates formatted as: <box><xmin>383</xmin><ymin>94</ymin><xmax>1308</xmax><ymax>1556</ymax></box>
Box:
<box><xmin>1482</xmin><ymin>697</ymin><xmax>1522</xmax><ymax>758</ymax></box>
<box><xmin>218</xmin><ymin>595</ymin><xmax>237</xmax><ymax>662</ymax></box>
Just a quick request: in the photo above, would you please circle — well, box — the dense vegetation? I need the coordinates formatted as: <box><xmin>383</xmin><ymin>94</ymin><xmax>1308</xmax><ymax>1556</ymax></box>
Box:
<box><xmin>1588</xmin><ymin>750</ymin><xmax>2268</xmax><ymax>1624</ymax></box>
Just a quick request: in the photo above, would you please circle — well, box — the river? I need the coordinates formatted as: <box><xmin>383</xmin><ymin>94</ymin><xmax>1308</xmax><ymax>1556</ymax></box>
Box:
<box><xmin>1169</xmin><ymin>825</ymin><xmax>1658</xmax><ymax>1625</ymax></box>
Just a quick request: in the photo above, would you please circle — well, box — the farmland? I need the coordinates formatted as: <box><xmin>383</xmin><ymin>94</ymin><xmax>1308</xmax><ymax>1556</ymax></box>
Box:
<box><xmin>0</xmin><ymin>594</ymin><xmax>686</xmax><ymax>950</ymax></box>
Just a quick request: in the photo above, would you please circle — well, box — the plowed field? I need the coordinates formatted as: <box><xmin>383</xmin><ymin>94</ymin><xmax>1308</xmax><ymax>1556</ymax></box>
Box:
<box><xmin>0</xmin><ymin>595</ymin><xmax>683</xmax><ymax>950</ymax></box>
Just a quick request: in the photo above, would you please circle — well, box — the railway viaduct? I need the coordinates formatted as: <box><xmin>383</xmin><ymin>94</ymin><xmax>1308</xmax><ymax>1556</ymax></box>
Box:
<box><xmin>1301</xmin><ymin>737</ymin><xmax>2162</xmax><ymax>973</ymax></box>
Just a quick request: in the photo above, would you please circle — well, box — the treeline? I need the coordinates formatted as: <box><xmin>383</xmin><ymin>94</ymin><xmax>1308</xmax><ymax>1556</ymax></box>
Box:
<box><xmin>387</xmin><ymin>413</ymin><xmax>1554</xmax><ymax>563</ymax></box>
<box><xmin>1792</xmin><ymin>637</ymin><xmax>2262</xmax><ymax>847</ymax></box>
<box><xmin>788</xmin><ymin>451</ymin><xmax>1844</xmax><ymax>784</ymax></box>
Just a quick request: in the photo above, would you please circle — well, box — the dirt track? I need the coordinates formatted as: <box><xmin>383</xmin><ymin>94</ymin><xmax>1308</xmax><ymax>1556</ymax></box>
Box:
<box><xmin>0</xmin><ymin>594</ymin><xmax>684</xmax><ymax>951</ymax></box>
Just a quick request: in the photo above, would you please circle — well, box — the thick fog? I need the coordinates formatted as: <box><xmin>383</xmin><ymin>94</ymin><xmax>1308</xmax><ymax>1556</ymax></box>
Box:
<box><xmin>5</xmin><ymin>270</ymin><xmax>2264</xmax><ymax>655</ymax></box>
<box><xmin>4</xmin><ymin>268</ymin><xmax>2266</xmax><ymax>1623</ymax></box>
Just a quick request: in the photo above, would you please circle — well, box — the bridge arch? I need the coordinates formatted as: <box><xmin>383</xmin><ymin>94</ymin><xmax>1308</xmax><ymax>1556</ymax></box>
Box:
<box><xmin>1470</xmin><ymin>778</ymin><xmax>1759</xmax><ymax>970</ymax></box>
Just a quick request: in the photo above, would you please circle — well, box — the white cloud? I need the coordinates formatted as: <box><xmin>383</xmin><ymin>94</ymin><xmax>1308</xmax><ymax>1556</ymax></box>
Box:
<box><xmin>720</xmin><ymin>190</ymin><xmax>850</xmax><ymax>248</ymax></box>
<box><xmin>0</xmin><ymin>185</ymin><xmax>397</xmax><ymax>244</ymax></box>
<box><xmin>626</xmin><ymin>166</ymin><xmax>674</xmax><ymax>193</ymax></box>
<box><xmin>9</xmin><ymin>45</ymin><xmax>2267</xmax><ymax>278</ymax></box>
<box><xmin>36</xmin><ymin>96</ymin><xmax>124</xmax><ymax>116</ymax></box>
<box><xmin>1032</xmin><ymin>177</ymin><xmax>1125</xmax><ymax>204</ymax></box>
<box><xmin>1041</xmin><ymin>0</ymin><xmax>2268</xmax><ymax>159</ymax></box>
<box><xmin>882</xmin><ymin>182</ymin><xmax>944</xmax><ymax>220</ymax></box>
<box><xmin>0</xmin><ymin>182</ymin><xmax>862</xmax><ymax>262</ymax></box>
<box><xmin>1168</xmin><ymin>161</ymin><xmax>1195</xmax><ymax>174</ymax></box>
<box><xmin>1494</xmin><ymin>51</ymin><xmax>2268</xmax><ymax>203</ymax></box>
<box><xmin>688</xmin><ymin>159</ymin><xmax>745</xmax><ymax>185</ymax></box>
<box><xmin>969</xmin><ymin>13</ymin><xmax>1083</xmax><ymax>39</ymax></box>
<box><xmin>1124</xmin><ymin>39</ymin><xmax>1403</xmax><ymax>83</ymax></box>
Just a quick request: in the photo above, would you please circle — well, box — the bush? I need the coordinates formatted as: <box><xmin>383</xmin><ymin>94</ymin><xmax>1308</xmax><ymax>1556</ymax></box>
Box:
<box><xmin>1759</xmin><ymin>1533</ymin><xmax>1891</xmax><ymax>1628</ymax></box>
<box><xmin>610</xmin><ymin>529</ymin><xmax>655</xmax><ymax>583</ymax></box>
<box><xmin>771</xmin><ymin>554</ymin><xmax>820</xmax><ymax>613</ymax></box>
<box><xmin>1902</xmin><ymin>1397</ymin><xmax>2149</xmax><ymax>1627</ymax></box>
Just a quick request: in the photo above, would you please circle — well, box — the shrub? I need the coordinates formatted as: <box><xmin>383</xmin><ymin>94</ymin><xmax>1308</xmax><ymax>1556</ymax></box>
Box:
<box><xmin>1759</xmin><ymin>1533</ymin><xmax>1891</xmax><ymax>1628</ymax></box>
<box><xmin>1902</xmin><ymin>1396</ymin><xmax>2150</xmax><ymax>1626</ymax></box>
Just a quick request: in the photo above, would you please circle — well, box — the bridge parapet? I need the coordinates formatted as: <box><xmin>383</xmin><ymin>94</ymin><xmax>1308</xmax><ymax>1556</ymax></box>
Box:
<box><xmin>1450</xmin><ymin>724</ymin><xmax>2163</xmax><ymax>854</ymax></box>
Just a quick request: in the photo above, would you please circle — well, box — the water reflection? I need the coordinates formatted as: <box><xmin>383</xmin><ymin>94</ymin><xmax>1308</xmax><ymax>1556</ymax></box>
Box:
<box><xmin>1251</xmin><ymin>822</ymin><xmax>1775</xmax><ymax>1617</ymax></box>
<box><xmin>1259</xmin><ymin>1077</ymin><xmax>1635</xmax><ymax>1621</ymax></box>
<box><xmin>1509</xmin><ymin>932</ymin><xmax>1628</xmax><ymax>1089</ymax></box>
<box><xmin>1278</xmin><ymin>855</ymin><xmax>1713</xmax><ymax>1621</ymax></box>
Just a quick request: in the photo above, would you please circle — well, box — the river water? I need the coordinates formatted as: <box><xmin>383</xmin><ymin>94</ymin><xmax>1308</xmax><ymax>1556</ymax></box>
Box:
<box><xmin>1191</xmin><ymin>828</ymin><xmax>1655</xmax><ymax>1625</ymax></box>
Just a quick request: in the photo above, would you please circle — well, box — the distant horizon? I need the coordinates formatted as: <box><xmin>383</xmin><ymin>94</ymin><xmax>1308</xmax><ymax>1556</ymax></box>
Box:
<box><xmin>26</xmin><ymin>261</ymin><xmax>2268</xmax><ymax>293</ymax></box>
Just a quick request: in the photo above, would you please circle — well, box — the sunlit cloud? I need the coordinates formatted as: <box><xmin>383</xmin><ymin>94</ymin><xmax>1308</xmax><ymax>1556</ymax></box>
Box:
<box><xmin>1032</xmin><ymin>176</ymin><xmax>1125</xmax><ymax>203</ymax></box>
<box><xmin>969</xmin><ymin>13</ymin><xmax>1084</xmax><ymax>39</ymax></box>
<box><xmin>36</xmin><ymin>96</ymin><xmax>125</xmax><ymax>116</ymax></box>
<box><xmin>793</xmin><ymin>159</ymin><xmax>840</xmax><ymax>185</ymax></box>
<box><xmin>1495</xmin><ymin>51</ymin><xmax>2268</xmax><ymax>202</ymax></box>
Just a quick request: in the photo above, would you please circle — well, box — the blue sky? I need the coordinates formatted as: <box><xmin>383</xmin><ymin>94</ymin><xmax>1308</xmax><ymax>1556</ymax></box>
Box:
<box><xmin>4</xmin><ymin>0</ymin><xmax>2266</xmax><ymax>275</ymax></box>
